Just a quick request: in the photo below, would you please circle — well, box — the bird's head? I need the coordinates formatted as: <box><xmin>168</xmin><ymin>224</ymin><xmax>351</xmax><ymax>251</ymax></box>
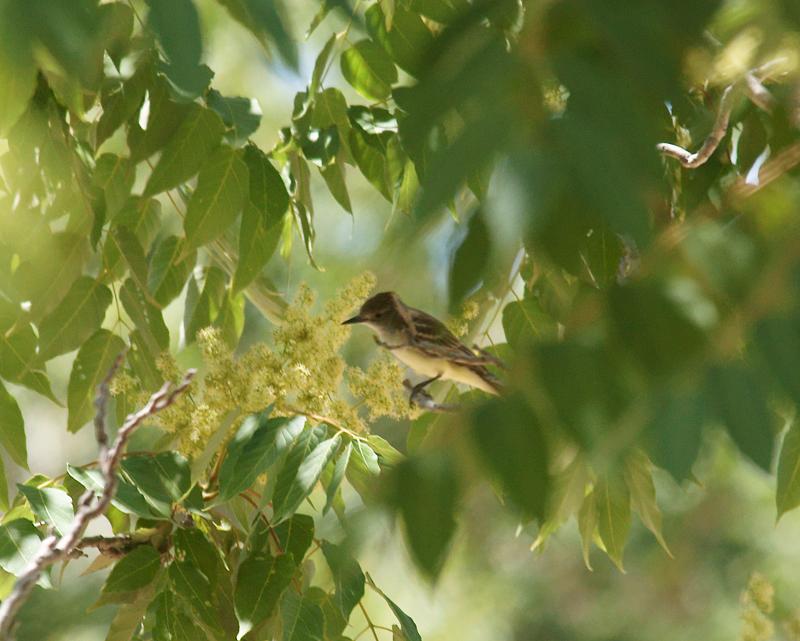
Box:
<box><xmin>342</xmin><ymin>291</ymin><xmax>405</xmax><ymax>331</ymax></box>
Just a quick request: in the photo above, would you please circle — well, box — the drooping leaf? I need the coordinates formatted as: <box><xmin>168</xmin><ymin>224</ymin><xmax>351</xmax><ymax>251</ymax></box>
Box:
<box><xmin>777</xmin><ymin>419</ymin><xmax>800</xmax><ymax>521</ymax></box>
<box><xmin>127</xmin><ymin>76</ymin><xmax>193</xmax><ymax>162</ymax></box>
<box><xmin>449</xmin><ymin>208</ymin><xmax>490</xmax><ymax>310</ymax></box>
<box><xmin>183</xmin><ymin>145</ymin><xmax>249</xmax><ymax>251</ymax></box>
<box><xmin>707</xmin><ymin>363</ymin><xmax>775</xmax><ymax>472</ymax></box>
<box><xmin>502</xmin><ymin>298</ymin><xmax>558</xmax><ymax>348</ymax></box>
<box><xmin>272</xmin><ymin>433</ymin><xmax>341</xmax><ymax>523</ymax></box>
<box><xmin>67</xmin><ymin>464</ymin><xmax>155</xmax><ymax>518</ymax></box>
<box><xmin>365</xmin><ymin>4</ymin><xmax>433</xmax><ymax>76</ymax></box>
<box><xmin>623</xmin><ymin>450</ymin><xmax>671</xmax><ymax>555</ymax></box>
<box><xmin>143</xmin><ymin>104</ymin><xmax>225</xmax><ymax>196</ymax></box>
<box><xmin>218</xmin><ymin>412</ymin><xmax>306</xmax><ymax>500</ymax></box>
<box><xmin>273</xmin><ymin>514</ymin><xmax>314</xmax><ymax>561</ymax></box>
<box><xmin>66</xmin><ymin>329</ymin><xmax>126</xmax><ymax>433</ymax></box>
<box><xmin>470</xmin><ymin>393</ymin><xmax>550</xmax><ymax>520</ymax></box>
<box><xmin>367</xmin><ymin>577</ymin><xmax>422</xmax><ymax>641</ymax></box>
<box><xmin>216</xmin><ymin>0</ymin><xmax>298</xmax><ymax>69</ymax></box>
<box><xmin>101</xmin><ymin>545</ymin><xmax>161</xmax><ymax>595</ymax></box>
<box><xmin>322</xmin><ymin>542</ymin><xmax>365</xmax><ymax>623</ymax></box>
<box><xmin>37</xmin><ymin>277</ymin><xmax>112</xmax><ymax>361</ymax></box>
<box><xmin>147</xmin><ymin>235</ymin><xmax>196</xmax><ymax>307</ymax></box>
<box><xmin>0</xmin><ymin>380</ymin><xmax>27</xmax><ymax>469</ymax></box>
<box><xmin>105</xmin><ymin>584</ymin><xmax>156</xmax><ymax>641</ymax></box>
<box><xmin>119</xmin><ymin>278</ymin><xmax>169</xmax><ymax>354</ymax></box>
<box><xmin>393</xmin><ymin>453</ymin><xmax>458</xmax><ymax>578</ymax></box>
<box><xmin>578</xmin><ymin>489</ymin><xmax>597</xmax><ymax>571</ymax></box>
<box><xmin>168</xmin><ymin>560</ymin><xmax>220</xmax><ymax>631</ymax></box>
<box><xmin>235</xmin><ymin>553</ymin><xmax>296</xmax><ymax>637</ymax></box>
<box><xmin>310</xmin><ymin>33</ymin><xmax>337</xmax><ymax>96</ymax></box>
<box><xmin>17</xmin><ymin>485</ymin><xmax>74</xmax><ymax>537</ymax></box>
<box><xmin>207</xmin><ymin>89</ymin><xmax>262</xmax><ymax>143</ymax></box>
<box><xmin>152</xmin><ymin>589</ymin><xmax>206</xmax><ymax>641</ymax></box>
<box><xmin>340</xmin><ymin>40</ymin><xmax>397</xmax><ymax>101</ymax></box>
<box><xmin>594</xmin><ymin>475</ymin><xmax>631</xmax><ymax>572</ymax></box>
<box><xmin>324</xmin><ymin>441</ymin><xmax>351</xmax><ymax>515</ymax></box>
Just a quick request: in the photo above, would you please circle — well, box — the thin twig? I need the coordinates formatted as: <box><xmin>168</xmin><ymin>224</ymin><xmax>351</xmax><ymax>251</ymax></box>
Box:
<box><xmin>0</xmin><ymin>363</ymin><xmax>196</xmax><ymax>640</ymax></box>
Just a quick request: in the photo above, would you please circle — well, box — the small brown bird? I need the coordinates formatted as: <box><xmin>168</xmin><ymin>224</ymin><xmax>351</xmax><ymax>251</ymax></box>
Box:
<box><xmin>343</xmin><ymin>292</ymin><xmax>503</xmax><ymax>397</ymax></box>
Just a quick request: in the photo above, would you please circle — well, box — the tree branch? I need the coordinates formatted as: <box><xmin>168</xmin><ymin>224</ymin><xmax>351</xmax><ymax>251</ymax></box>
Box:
<box><xmin>0</xmin><ymin>360</ymin><xmax>196</xmax><ymax>640</ymax></box>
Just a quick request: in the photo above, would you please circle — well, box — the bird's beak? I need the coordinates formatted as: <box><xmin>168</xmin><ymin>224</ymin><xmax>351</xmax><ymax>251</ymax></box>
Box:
<box><xmin>342</xmin><ymin>315</ymin><xmax>364</xmax><ymax>325</ymax></box>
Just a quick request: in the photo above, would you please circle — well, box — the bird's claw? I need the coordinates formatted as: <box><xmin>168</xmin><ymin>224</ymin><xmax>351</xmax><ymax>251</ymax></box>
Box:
<box><xmin>403</xmin><ymin>378</ymin><xmax>458</xmax><ymax>413</ymax></box>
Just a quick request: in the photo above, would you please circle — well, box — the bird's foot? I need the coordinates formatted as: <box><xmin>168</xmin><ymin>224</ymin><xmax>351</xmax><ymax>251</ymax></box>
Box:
<box><xmin>403</xmin><ymin>377</ymin><xmax>457</xmax><ymax>413</ymax></box>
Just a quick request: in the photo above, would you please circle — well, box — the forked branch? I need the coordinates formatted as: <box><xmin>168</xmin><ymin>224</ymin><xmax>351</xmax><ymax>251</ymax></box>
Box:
<box><xmin>0</xmin><ymin>357</ymin><xmax>196</xmax><ymax>640</ymax></box>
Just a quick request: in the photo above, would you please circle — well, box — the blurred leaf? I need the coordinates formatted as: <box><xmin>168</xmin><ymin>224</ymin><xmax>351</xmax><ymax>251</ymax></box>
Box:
<box><xmin>502</xmin><ymin>298</ymin><xmax>558</xmax><ymax>348</ymax></box>
<box><xmin>393</xmin><ymin>453</ymin><xmax>458</xmax><ymax>578</ymax></box>
<box><xmin>623</xmin><ymin>450</ymin><xmax>671</xmax><ymax>555</ymax></box>
<box><xmin>235</xmin><ymin>554</ymin><xmax>296</xmax><ymax>637</ymax></box>
<box><xmin>578</xmin><ymin>489</ymin><xmax>597</xmax><ymax>571</ymax></box>
<box><xmin>0</xmin><ymin>458</ymin><xmax>7</xmax><ymax>512</ymax></box>
<box><xmin>121</xmin><ymin>452</ymin><xmax>191</xmax><ymax>517</ymax></box>
<box><xmin>281</xmin><ymin>589</ymin><xmax>325</xmax><ymax>641</ymax></box>
<box><xmin>367</xmin><ymin>434</ymin><xmax>404</xmax><ymax>468</ymax></box>
<box><xmin>0</xmin><ymin>52</ymin><xmax>36</xmax><ymax>136</ymax></box>
<box><xmin>777</xmin><ymin>419</ymin><xmax>800</xmax><ymax>521</ymax></box>
<box><xmin>755</xmin><ymin>314</ymin><xmax>800</xmax><ymax>405</ymax></box>
<box><xmin>322</xmin><ymin>542</ymin><xmax>365</xmax><ymax>622</ymax></box>
<box><xmin>109</xmin><ymin>227</ymin><xmax>149</xmax><ymax>294</ymax></box>
<box><xmin>185</xmin><ymin>266</ymin><xmax>227</xmax><ymax>343</ymax></box>
<box><xmin>408</xmin><ymin>0</ymin><xmax>469</xmax><ymax>22</ymax></box>
<box><xmin>37</xmin><ymin>277</ymin><xmax>112</xmax><ymax>361</ymax></box>
<box><xmin>143</xmin><ymin>104</ymin><xmax>225</xmax><ymax>196</ymax></box>
<box><xmin>218</xmin><ymin>412</ymin><xmax>306</xmax><ymax>501</ymax></box>
<box><xmin>101</xmin><ymin>545</ymin><xmax>161</xmax><ymax>594</ymax></box>
<box><xmin>66</xmin><ymin>329</ymin><xmax>126</xmax><ymax>433</ymax></box>
<box><xmin>707</xmin><ymin>363</ymin><xmax>775</xmax><ymax>472</ymax></box>
<box><xmin>274</xmin><ymin>514</ymin><xmax>314</xmax><ymax>561</ymax></box>
<box><xmin>0</xmin><ymin>519</ymin><xmax>41</xmax><ymax>577</ymax></box>
<box><xmin>594</xmin><ymin>475</ymin><xmax>630</xmax><ymax>572</ymax></box>
<box><xmin>644</xmin><ymin>387</ymin><xmax>705</xmax><ymax>483</ymax></box>
<box><xmin>217</xmin><ymin>0</ymin><xmax>298</xmax><ymax>69</ymax></box>
<box><xmin>147</xmin><ymin>235</ymin><xmax>196</xmax><ymax>307</ymax></box>
<box><xmin>207</xmin><ymin>89</ymin><xmax>262</xmax><ymax>143</ymax></box>
<box><xmin>340</xmin><ymin>40</ymin><xmax>397</xmax><ymax>101</ymax></box>
<box><xmin>449</xmin><ymin>208</ymin><xmax>489</xmax><ymax>310</ymax></box>
<box><xmin>105</xmin><ymin>584</ymin><xmax>156</xmax><ymax>641</ymax></box>
<box><xmin>272</xmin><ymin>432</ymin><xmax>341</xmax><ymax>523</ymax></box>
<box><xmin>324</xmin><ymin>441</ymin><xmax>351</xmax><ymax>514</ymax></box>
<box><xmin>94</xmin><ymin>154</ymin><xmax>135</xmax><ymax>217</ymax></box>
<box><xmin>310</xmin><ymin>33</ymin><xmax>337</xmax><ymax>96</ymax></box>
<box><xmin>145</xmin><ymin>0</ymin><xmax>210</xmax><ymax>100</ymax></box>
<box><xmin>365</xmin><ymin>4</ymin><xmax>433</xmax><ymax>76</ymax></box>
<box><xmin>17</xmin><ymin>485</ymin><xmax>74</xmax><ymax>536</ymax></box>
<box><xmin>96</xmin><ymin>61</ymin><xmax>149</xmax><ymax>147</ymax></box>
<box><xmin>470</xmin><ymin>393</ymin><xmax>550</xmax><ymax>520</ymax></box>
<box><xmin>0</xmin><ymin>380</ymin><xmax>27</xmax><ymax>469</ymax></box>
<box><xmin>67</xmin><ymin>464</ymin><xmax>154</xmax><ymax>518</ymax></box>
<box><xmin>183</xmin><ymin>145</ymin><xmax>249</xmax><ymax>250</ymax></box>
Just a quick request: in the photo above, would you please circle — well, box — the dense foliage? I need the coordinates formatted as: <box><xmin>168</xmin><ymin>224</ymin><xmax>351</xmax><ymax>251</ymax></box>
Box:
<box><xmin>1</xmin><ymin>0</ymin><xmax>800</xmax><ymax>639</ymax></box>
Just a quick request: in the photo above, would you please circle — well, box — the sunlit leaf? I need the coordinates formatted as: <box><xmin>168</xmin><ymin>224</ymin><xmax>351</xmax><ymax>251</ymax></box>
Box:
<box><xmin>777</xmin><ymin>419</ymin><xmax>800</xmax><ymax>521</ymax></box>
<box><xmin>216</xmin><ymin>0</ymin><xmax>298</xmax><ymax>69</ymax></box>
<box><xmin>207</xmin><ymin>89</ymin><xmax>262</xmax><ymax>143</ymax></box>
<box><xmin>323</xmin><ymin>441</ymin><xmax>351</xmax><ymax>515</ymax></box>
<box><xmin>17</xmin><ymin>484</ymin><xmax>74</xmax><ymax>536</ymax></box>
<box><xmin>235</xmin><ymin>554</ymin><xmax>296</xmax><ymax>637</ymax></box>
<box><xmin>0</xmin><ymin>380</ymin><xmax>27</xmax><ymax>469</ymax></box>
<box><xmin>148</xmin><ymin>235</ymin><xmax>196</xmax><ymax>307</ymax></box>
<box><xmin>623</xmin><ymin>450</ymin><xmax>671</xmax><ymax>555</ymax></box>
<box><xmin>121</xmin><ymin>452</ymin><xmax>191</xmax><ymax>517</ymax></box>
<box><xmin>340</xmin><ymin>40</ymin><xmax>397</xmax><ymax>101</ymax></box>
<box><xmin>365</xmin><ymin>4</ymin><xmax>433</xmax><ymax>76</ymax></box>
<box><xmin>67</xmin><ymin>464</ymin><xmax>154</xmax><ymax>518</ymax></box>
<box><xmin>101</xmin><ymin>545</ymin><xmax>161</xmax><ymax>594</ymax></box>
<box><xmin>595</xmin><ymin>475</ymin><xmax>630</xmax><ymax>572</ymax></box>
<box><xmin>0</xmin><ymin>519</ymin><xmax>42</xmax><ymax>577</ymax></box>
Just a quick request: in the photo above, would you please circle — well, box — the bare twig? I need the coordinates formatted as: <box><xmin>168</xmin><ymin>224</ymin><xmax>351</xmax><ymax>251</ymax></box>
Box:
<box><xmin>744</xmin><ymin>72</ymin><xmax>775</xmax><ymax>114</ymax></box>
<box><xmin>0</xmin><ymin>362</ymin><xmax>196</xmax><ymax>640</ymax></box>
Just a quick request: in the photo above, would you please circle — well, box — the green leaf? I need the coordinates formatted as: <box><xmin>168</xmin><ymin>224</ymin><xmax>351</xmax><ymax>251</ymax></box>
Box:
<box><xmin>310</xmin><ymin>33</ymin><xmax>337</xmax><ymax>96</ymax></box>
<box><xmin>109</xmin><ymin>226</ymin><xmax>150</xmax><ymax>294</ymax></box>
<box><xmin>777</xmin><ymin>419</ymin><xmax>800</xmax><ymax>521</ymax></box>
<box><xmin>183</xmin><ymin>145</ymin><xmax>249</xmax><ymax>251</ymax></box>
<box><xmin>105</xmin><ymin>584</ymin><xmax>156</xmax><ymax>641</ymax></box>
<box><xmin>0</xmin><ymin>51</ymin><xmax>36</xmax><ymax>135</ymax></box>
<box><xmin>623</xmin><ymin>451</ymin><xmax>671</xmax><ymax>555</ymax></box>
<box><xmin>37</xmin><ymin>277</ymin><xmax>112</xmax><ymax>361</ymax></box>
<box><xmin>644</xmin><ymin>387</ymin><xmax>705</xmax><ymax>482</ymax></box>
<box><xmin>367</xmin><ymin>577</ymin><xmax>422</xmax><ymax>641</ymax></box>
<box><xmin>243</xmin><ymin>144</ymin><xmax>290</xmax><ymax>221</ymax></box>
<box><xmin>184</xmin><ymin>266</ymin><xmax>227</xmax><ymax>343</ymax></box>
<box><xmin>578</xmin><ymin>489</ymin><xmax>597</xmax><ymax>571</ymax></box>
<box><xmin>145</xmin><ymin>0</ymin><xmax>211</xmax><ymax>100</ymax></box>
<box><xmin>280</xmin><ymin>590</ymin><xmax>325</xmax><ymax>641</ymax></box>
<box><xmin>0</xmin><ymin>380</ymin><xmax>27</xmax><ymax>469</ymax></box>
<box><xmin>393</xmin><ymin>453</ymin><xmax>458</xmax><ymax>578</ymax></box>
<box><xmin>755</xmin><ymin>314</ymin><xmax>800</xmax><ymax>405</ymax></box>
<box><xmin>348</xmin><ymin>127</ymin><xmax>391</xmax><ymax>201</ymax></box>
<box><xmin>66</xmin><ymin>329</ymin><xmax>126</xmax><ymax>433</ymax></box>
<box><xmin>94</xmin><ymin>154</ymin><xmax>135</xmax><ymax>217</ymax></box>
<box><xmin>449</xmin><ymin>208</ymin><xmax>490</xmax><ymax>310</ymax></box>
<box><xmin>365</xmin><ymin>4</ymin><xmax>433</xmax><ymax>76</ymax></box>
<box><xmin>152</xmin><ymin>589</ymin><xmax>206</xmax><ymax>641</ymax></box>
<box><xmin>272</xmin><ymin>433</ymin><xmax>341</xmax><ymax>523</ymax></box>
<box><xmin>0</xmin><ymin>457</ymin><xmax>7</xmax><ymax>512</ymax></box>
<box><xmin>102</xmin><ymin>545</ymin><xmax>161</xmax><ymax>594</ymax></box>
<box><xmin>67</xmin><ymin>464</ymin><xmax>155</xmax><ymax>518</ymax></box>
<box><xmin>143</xmin><ymin>104</ymin><xmax>225</xmax><ymax>196</ymax></box>
<box><xmin>17</xmin><ymin>485</ymin><xmax>74</xmax><ymax>536</ymax></box>
<box><xmin>470</xmin><ymin>393</ymin><xmax>550</xmax><ymax>520</ymax></box>
<box><xmin>595</xmin><ymin>475</ymin><xmax>631</xmax><ymax>572</ymax></box>
<box><xmin>320</xmin><ymin>159</ymin><xmax>353</xmax><ymax>214</ymax></box>
<box><xmin>346</xmin><ymin>440</ymin><xmax>380</xmax><ymax>499</ymax></box>
<box><xmin>273</xmin><ymin>514</ymin><xmax>314</xmax><ymax>561</ymax></box>
<box><xmin>707</xmin><ymin>363</ymin><xmax>775</xmax><ymax>472</ymax></box>
<box><xmin>218</xmin><ymin>412</ymin><xmax>305</xmax><ymax>500</ymax></box>
<box><xmin>168</xmin><ymin>560</ymin><xmax>219</xmax><ymax>630</ymax></box>
<box><xmin>502</xmin><ymin>298</ymin><xmax>558</xmax><ymax>347</ymax></box>
<box><xmin>216</xmin><ymin>0</ymin><xmax>298</xmax><ymax>69</ymax></box>
<box><xmin>148</xmin><ymin>235</ymin><xmax>196</xmax><ymax>307</ymax></box>
<box><xmin>234</xmin><ymin>202</ymin><xmax>282</xmax><ymax>293</ymax></box>
<box><xmin>119</xmin><ymin>278</ymin><xmax>169</xmax><ymax>354</ymax></box>
<box><xmin>0</xmin><ymin>519</ymin><xmax>42</xmax><ymax>577</ymax></box>
<box><xmin>324</xmin><ymin>441</ymin><xmax>351</xmax><ymax>514</ymax></box>
<box><xmin>96</xmin><ymin>63</ymin><xmax>149</xmax><ymax>147</ymax></box>
<box><xmin>235</xmin><ymin>554</ymin><xmax>296</xmax><ymax>637</ymax></box>
<box><xmin>207</xmin><ymin>89</ymin><xmax>262</xmax><ymax>143</ymax></box>
<box><xmin>127</xmin><ymin>76</ymin><xmax>193</xmax><ymax>162</ymax></box>
<box><xmin>173</xmin><ymin>529</ymin><xmax>220</xmax><ymax>582</ymax></box>
<box><xmin>340</xmin><ymin>40</ymin><xmax>397</xmax><ymax>101</ymax></box>
<box><xmin>121</xmin><ymin>452</ymin><xmax>191</xmax><ymax>517</ymax></box>
<box><xmin>322</xmin><ymin>542</ymin><xmax>365</xmax><ymax>623</ymax></box>
<box><xmin>408</xmin><ymin>0</ymin><xmax>469</xmax><ymax>22</ymax></box>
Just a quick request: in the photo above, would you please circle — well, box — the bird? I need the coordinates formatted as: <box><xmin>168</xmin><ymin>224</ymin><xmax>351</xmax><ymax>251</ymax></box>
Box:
<box><xmin>342</xmin><ymin>292</ymin><xmax>503</xmax><ymax>400</ymax></box>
